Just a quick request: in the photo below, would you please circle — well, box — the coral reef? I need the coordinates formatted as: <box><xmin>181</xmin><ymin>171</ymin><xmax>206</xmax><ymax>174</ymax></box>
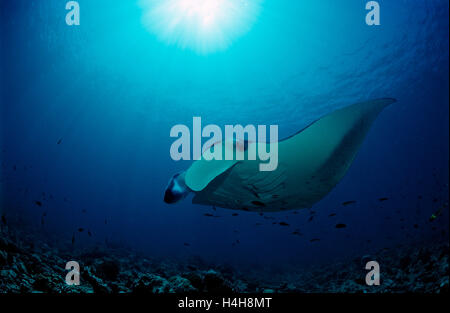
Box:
<box><xmin>0</xmin><ymin>227</ymin><xmax>448</xmax><ymax>293</ymax></box>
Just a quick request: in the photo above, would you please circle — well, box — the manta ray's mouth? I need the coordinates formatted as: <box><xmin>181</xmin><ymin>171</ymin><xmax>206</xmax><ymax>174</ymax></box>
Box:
<box><xmin>164</xmin><ymin>172</ymin><xmax>190</xmax><ymax>204</ymax></box>
<box><xmin>164</xmin><ymin>188</ymin><xmax>178</xmax><ymax>204</ymax></box>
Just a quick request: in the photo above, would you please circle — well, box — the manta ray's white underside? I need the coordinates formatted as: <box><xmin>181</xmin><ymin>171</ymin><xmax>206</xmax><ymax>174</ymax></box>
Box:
<box><xmin>183</xmin><ymin>98</ymin><xmax>395</xmax><ymax>212</ymax></box>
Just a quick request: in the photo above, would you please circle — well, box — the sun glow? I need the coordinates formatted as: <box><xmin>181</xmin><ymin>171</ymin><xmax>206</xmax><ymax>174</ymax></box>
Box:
<box><xmin>139</xmin><ymin>0</ymin><xmax>261</xmax><ymax>54</ymax></box>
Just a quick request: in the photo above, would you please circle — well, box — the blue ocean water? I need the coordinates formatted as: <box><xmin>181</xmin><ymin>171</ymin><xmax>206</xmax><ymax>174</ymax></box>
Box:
<box><xmin>0</xmin><ymin>0</ymin><xmax>448</xmax><ymax>273</ymax></box>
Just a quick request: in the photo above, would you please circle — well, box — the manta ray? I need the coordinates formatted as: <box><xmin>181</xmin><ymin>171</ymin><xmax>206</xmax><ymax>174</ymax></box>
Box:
<box><xmin>164</xmin><ymin>98</ymin><xmax>395</xmax><ymax>212</ymax></box>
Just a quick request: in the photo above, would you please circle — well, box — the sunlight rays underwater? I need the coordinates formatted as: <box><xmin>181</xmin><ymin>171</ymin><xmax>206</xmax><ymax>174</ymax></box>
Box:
<box><xmin>139</xmin><ymin>0</ymin><xmax>262</xmax><ymax>54</ymax></box>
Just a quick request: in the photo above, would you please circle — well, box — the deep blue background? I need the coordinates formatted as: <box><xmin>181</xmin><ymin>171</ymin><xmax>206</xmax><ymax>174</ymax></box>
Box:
<box><xmin>1</xmin><ymin>0</ymin><xmax>448</xmax><ymax>268</ymax></box>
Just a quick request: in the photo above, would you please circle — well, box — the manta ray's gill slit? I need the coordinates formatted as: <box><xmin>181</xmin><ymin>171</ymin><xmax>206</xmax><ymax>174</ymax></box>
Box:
<box><xmin>249</xmin><ymin>169</ymin><xmax>287</xmax><ymax>192</ymax></box>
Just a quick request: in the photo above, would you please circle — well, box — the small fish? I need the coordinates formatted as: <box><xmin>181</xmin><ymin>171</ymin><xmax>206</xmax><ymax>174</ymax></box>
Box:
<box><xmin>252</xmin><ymin>201</ymin><xmax>266</xmax><ymax>207</ymax></box>
<box><xmin>308</xmin><ymin>216</ymin><xmax>314</xmax><ymax>222</ymax></box>
<box><xmin>212</xmin><ymin>206</ymin><xmax>216</xmax><ymax>211</ymax></box>
<box><xmin>413</xmin><ymin>224</ymin><xmax>419</xmax><ymax>229</ymax></box>
<box><xmin>13</xmin><ymin>165</ymin><xmax>16</xmax><ymax>171</ymax></box>
<box><xmin>259</xmin><ymin>212</ymin><xmax>264</xmax><ymax>216</ymax></box>
<box><xmin>183</xmin><ymin>242</ymin><xmax>190</xmax><ymax>246</ymax></box>
<box><xmin>335</xmin><ymin>223</ymin><xmax>347</xmax><ymax>229</ymax></box>
<box><xmin>292</xmin><ymin>211</ymin><xmax>298</xmax><ymax>215</ymax></box>
<box><xmin>71</xmin><ymin>234</ymin><xmax>75</xmax><ymax>245</ymax></box>
<box><xmin>292</xmin><ymin>231</ymin><xmax>302</xmax><ymax>236</ymax></box>
<box><xmin>41</xmin><ymin>217</ymin><xmax>45</xmax><ymax>225</ymax></box>
<box><xmin>255</xmin><ymin>223</ymin><xmax>262</xmax><ymax>226</ymax></box>
<box><xmin>328</xmin><ymin>213</ymin><xmax>336</xmax><ymax>217</ymax></box>
<box><xmin>232</xmin><ymin>213</ymin><xmax>239</xmax><ymax>216</ymax></box>
<box><xmin>378</xmin><ymin>197</ymin><xmax>389</xmax><ymax>202</ymax></box>
<box><xmin>34</xmin><ymin>201</ymin><xmax>42</xmax><ymax>207</ymax></box>
<box><xmin>279</xmin><ymin>222</ymin><xmax>289</xmax><ymax>226</ymax></box>
<box><xmin>236</xmin><ymin>239</ymin><xmax>240</xmax><ymax>244</ymax></box>
<box><xmin>42</xmin><ymin>211</ymin><xmax>47</xmax><ymax>217</ymax></box>
<box><xmin>78</xmin><ymin>228</ymin><xmax>84</xmax><ymax>232</ymax></box>
<box><xmin>104</xmin><ymin>219</ymin><xmax>107</xmax><ymax>225</ymax></box>
<box><xmin>342</xmin><ymin>200</ymin><xmax>356</xmax><ymax>206</ymax></box>
<box><xmin>57</xmin><ymin>138</ymin><xmax>63</xmax><ymax>145</ymax></box>
<box><xmin>203</xmin><ymin>213</ymin><xmax>214</xmax><ymax>217</ymax></box>
<box><xmin>310</xmin><ymin>238</ymin><xmax>320</xmax><ymax>243</ymax></box>
<box><xmin>429</xmin><ymin>206</ymin><xmax>443</xmax><ymax>221</ymax></box>
<box><xmin>310</xmin><ymin>210</ymin><xmax>316</xmax><ymax>215</ymax></box>
<box><xmin>82</xmin><ymin>209</ymin><xmax>87</xmax><ymax>214</ymax></box>
<box><xmin>1</xmin><ymin>215</ymin><xmax>6</xmax><ymax>225</ymax></box>
<box><xmin>87</xmin><ymin>230</ymin><xmax>92</xmax><ymax>237</ymax></box>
